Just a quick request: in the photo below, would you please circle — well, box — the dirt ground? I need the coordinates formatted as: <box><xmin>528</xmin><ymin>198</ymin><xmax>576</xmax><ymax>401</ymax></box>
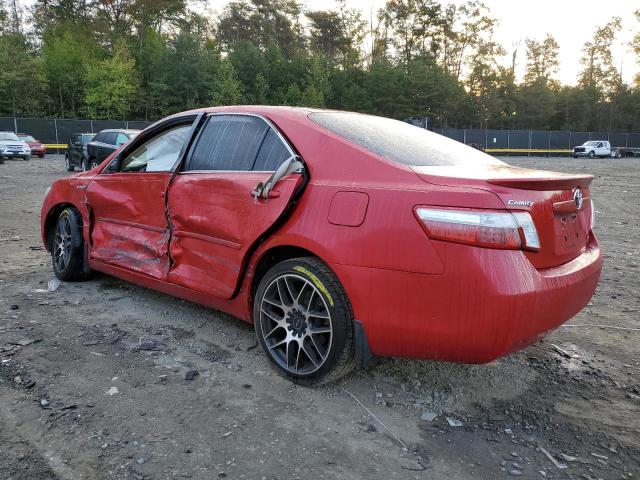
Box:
<box><xmin>0</xmin><ymin>154</ymin><xmax>638</xmax><ymax>480</ymax></box>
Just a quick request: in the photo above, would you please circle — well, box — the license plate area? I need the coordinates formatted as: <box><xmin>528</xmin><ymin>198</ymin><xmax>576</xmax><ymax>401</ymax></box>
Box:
<box><xmin>554</xmin><ymin>213</ymin><xmax>586</xmax><ymax>254</ymax></box>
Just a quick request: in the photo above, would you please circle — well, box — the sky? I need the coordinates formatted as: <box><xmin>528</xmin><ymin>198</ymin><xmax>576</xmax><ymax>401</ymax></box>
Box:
<box><xmin>201</xmin><ymin>0</ymin><xmax>639</xmax><ymax>85</ymax></box>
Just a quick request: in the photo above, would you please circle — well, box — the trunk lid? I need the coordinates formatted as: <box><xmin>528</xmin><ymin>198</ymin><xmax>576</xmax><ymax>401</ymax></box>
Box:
<box><xmin>411</xmin><ymin>164</ymin><xmax>594</xmax><ymax>269</ymax></box>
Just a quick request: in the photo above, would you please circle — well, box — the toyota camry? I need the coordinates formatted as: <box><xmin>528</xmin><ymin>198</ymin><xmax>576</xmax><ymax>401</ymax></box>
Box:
<box><xmin>41</xmin><ymin>106</ymin><xmax>603</xmax><ymax>385</ymax></box>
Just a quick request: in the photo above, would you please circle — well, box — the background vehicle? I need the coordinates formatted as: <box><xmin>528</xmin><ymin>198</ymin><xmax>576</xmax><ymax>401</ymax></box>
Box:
<box><xmin>573</xmin><ymin>140</ymin><xmax>611</xmax><ymax>158</ymax></box>
<box><xmin>86</xmin><ymin>129</ymin><xmax>139</xmax><ymax>169</ymax></box>
<box><xmin>610</xmin><ymin>146</ymin><xmax>640</xmax><ymax>158</ymax></box>
<box><xmin>17</xmin><ymin>134</ymin><xmax>46</xmax><ymax>158</ymax></box>
<box><xmin>0</xmin><ymin>131</ymin><xmax>31</xmax><ymax>161</ymax></box>
<box><xmin>41</xmin><ymin>107</ymin><xmax>602</xmax><ymax>385</ymax></box>
<box><xmin>65</xmin><ymin>133</ymin><xmax>96</xmax><ymax>171</ymax></box>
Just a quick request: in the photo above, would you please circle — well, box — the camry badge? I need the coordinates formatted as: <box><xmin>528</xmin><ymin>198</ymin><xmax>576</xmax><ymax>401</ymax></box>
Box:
<box><xmin>507</xmin><ymin>200</ymin><xmax>534</xmax><ymax>207</ymax></box>
<box><xmin>573</xmin><ymin>188</ymin><xmax>583</xmax><ymax>209</ymax></box>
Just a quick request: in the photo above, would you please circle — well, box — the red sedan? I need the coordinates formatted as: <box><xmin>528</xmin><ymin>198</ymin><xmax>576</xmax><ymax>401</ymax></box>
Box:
<box><xmin>41</xmin><ymin>107</ymin><xmax>603</xmax><ymax>385</ymax></box>
<box><xmin>18</xmin><ymin>134</ymin><xmax>46</xmax><ymax>157</ymax></box>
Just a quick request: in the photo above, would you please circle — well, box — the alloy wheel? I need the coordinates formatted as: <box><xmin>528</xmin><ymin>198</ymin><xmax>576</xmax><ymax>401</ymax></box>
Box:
<box><xmin>259</xmin><ymin>274</ymin><xmax>333</xmax><ymax>375</ymax></box>
<box><xmin>54</xmin><ymin>215</ymin><xmax>72</xmax><ymax>272</ymax></box>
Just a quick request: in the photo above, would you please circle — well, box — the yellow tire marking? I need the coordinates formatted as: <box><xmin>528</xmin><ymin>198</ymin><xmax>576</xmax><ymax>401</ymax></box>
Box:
<box><xmin>293</xmin><ymin>266</ymin><xmax>334</xmax><ymax>307</ymax></box>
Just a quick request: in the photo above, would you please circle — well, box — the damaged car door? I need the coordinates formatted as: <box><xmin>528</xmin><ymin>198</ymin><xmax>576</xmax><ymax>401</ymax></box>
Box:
<box><xmin>85</xmin><ymin>121</ymin><xmax>193</xmax><ymax>279</ymax></box>
<box><xmin>166</xmin><ymin>113</ymin><xmax>304</xmax><ymax>299</ymax></box>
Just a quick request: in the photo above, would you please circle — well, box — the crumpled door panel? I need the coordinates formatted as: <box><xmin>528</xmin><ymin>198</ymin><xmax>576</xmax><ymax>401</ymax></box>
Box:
<box><xmin>86</xmin><ymin>173</ymin><xmax>171</xmax><ymax>279</ymax></box>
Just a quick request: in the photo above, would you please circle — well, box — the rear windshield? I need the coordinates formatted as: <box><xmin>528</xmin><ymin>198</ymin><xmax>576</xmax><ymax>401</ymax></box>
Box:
<box><xmin>308</xmin><ymin>112</ymin><xmax>504</xmax><ymax>167</ymax></box>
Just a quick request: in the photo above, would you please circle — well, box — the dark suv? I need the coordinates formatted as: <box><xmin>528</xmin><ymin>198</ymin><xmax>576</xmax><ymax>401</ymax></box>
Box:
<box><xmin>86</xmin><ymin>129</ymin><xmax>140</xmax><ymax>169</ymax></box>
<box><xmin>65</xmin><ymin>133</ymin><xmax>95</xmax><ymax>171</ymax></box>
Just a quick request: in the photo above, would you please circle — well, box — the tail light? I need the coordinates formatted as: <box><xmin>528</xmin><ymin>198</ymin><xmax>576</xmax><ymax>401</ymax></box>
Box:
<box><xmin>415</xmin><ymin>207</ymin><xmax>540</xmax><ymax>251</ymax></box>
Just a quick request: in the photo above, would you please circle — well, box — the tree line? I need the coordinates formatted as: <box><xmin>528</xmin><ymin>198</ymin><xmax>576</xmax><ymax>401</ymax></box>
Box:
<box><xmin>1</xmin><ymin>0</ymin><xmax>640</xmax><ymax>132</ymax></box>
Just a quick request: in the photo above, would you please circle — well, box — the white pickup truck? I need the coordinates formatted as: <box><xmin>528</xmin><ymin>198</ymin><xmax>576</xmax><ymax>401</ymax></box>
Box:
<box><xmin>573</xmin><ymin>140</ymin><xmax>611</xmax><ymax>158</ymax></box>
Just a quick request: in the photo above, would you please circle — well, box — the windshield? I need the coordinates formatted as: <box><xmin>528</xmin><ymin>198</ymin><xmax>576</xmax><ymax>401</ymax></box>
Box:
<box><xmin>308</xmin><ymin>112</ymin><xmax>504</xmax><ymax>167</ymax></box>
<box><xmin>82</xmin><ymin>134</ymin><xmax>95</xmax><ymax>144</ymax></box>
<box><xmin>0</xmin><ymin>132</ymin><xmax>19</xmax><ymax>141</ymax></box>
<box><xmin>583</xmin><ymin>141</ymin><xmax>599</xmax><ymax>146</ymax></box>
<box><xmin>19</xmin><ymin>135</ymin><xmax>36</xmax><ymax>142</ymax></box>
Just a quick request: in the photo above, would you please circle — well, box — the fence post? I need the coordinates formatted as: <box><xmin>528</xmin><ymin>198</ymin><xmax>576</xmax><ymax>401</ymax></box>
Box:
<box><xmin>463</xmin><ymin>129</ymin><xmax>466</xmax><ymax>145</ymax></box>
<box><xmin>626</xmin><ymin>133</ymin><xmax>629</xmax><ymax>148</ymax></box>
<box><xmin>90</xmin><ymin>120</ymin><xmax>94</xmax><ymax>133</ymax></box>
<box><xmin>528</xmin><ymin>130</ymin><xmax>532</xmax><ymax>157</ymax></box>
<box><xmin>569</xmin><ymin>131</ymin><xmax>572</xmax><ymax>150</ymax></box>
<box><xmin>13</xmin><ymin>116</ymin><xmax>18</xmax><ymax>133</ymax></box>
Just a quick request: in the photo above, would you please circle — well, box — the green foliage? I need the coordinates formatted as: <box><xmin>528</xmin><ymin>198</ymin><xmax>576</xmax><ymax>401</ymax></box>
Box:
<box><xmin>84</xmin><ymin>43</ymin><xmax>139</xmax><ymax>119</ymax></box>
<box><xmin>1</xmin><ymin>0</ymin><xmax>639</xmax><ymax>132</ymax></box>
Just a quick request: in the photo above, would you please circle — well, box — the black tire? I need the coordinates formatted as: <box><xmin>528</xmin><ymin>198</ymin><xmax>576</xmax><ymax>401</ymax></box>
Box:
<box><xmin>254</xmin><ymin>257</ymin><xmax>355</xmax><ymax>386</ymax></box>
<box><xmin>64</xmin><ymin>155</ymin><xmax>74</xmax><ymax>172</ymax></box>
<box><xmin>0</xmin><ymin>157</ymin><xmax>4</xmax><ymax>164</ymax></box>
<box><xmin>51</xmin><ymin>208</ymin><xmax>88</xmax><ymax>281</ymax></box>
<box><xmin>588</xmin><ymin>150</ymin><xmax>595</xmax><ymax>158</ymax></box>
<box><xmin>81</xmin><ymin>158</ymin><xmax>89</xmax><ymax>171</ymax></box>
<box><xmin>90</xmin><ymin>158</ymin><xmax>99</xmax><ymax>169</ymax></box>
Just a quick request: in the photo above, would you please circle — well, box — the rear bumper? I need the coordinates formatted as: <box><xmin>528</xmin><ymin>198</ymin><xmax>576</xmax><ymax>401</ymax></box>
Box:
<box><xmin>331</xmin><ymin>234</ymin><xmax>602</xmax><ymax>363</ymax></box>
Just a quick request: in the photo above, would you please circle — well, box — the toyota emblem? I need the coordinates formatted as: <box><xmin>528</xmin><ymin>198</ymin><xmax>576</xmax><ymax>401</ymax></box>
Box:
<box><xmin>573</xmin><ymin>188</ymin><xmax>583</xmax><ymax>209</ymax></box>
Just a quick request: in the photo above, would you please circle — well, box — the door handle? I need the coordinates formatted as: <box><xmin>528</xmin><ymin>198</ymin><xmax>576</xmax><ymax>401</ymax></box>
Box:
<box><xmin>250</xmin><ymin>190</ymin><xmax>280</xmax><ymax>199</ymax></box>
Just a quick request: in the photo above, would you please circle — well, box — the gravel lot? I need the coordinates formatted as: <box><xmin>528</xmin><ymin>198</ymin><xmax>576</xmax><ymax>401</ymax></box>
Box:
<box><xmin>0</xmin><ymin>154</ymin><xmax>638</xmax><ymax>480</ymax></box>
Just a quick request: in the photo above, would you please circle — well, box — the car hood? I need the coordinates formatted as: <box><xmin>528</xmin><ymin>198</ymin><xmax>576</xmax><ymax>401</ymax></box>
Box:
<box><xmin>0</xmin><ymin>140</ymin><xmax>29</xmax><ymax>147</ymax></box>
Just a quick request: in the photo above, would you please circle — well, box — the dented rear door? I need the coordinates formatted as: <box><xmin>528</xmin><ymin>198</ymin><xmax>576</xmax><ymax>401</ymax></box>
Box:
<box><xmin>166</xmin><ymin>114</ymin><xmax>303</xmax><ymax>299</ymax></box>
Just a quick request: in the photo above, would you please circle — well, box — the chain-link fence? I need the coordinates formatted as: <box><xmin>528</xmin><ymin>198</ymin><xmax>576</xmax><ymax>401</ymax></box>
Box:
<box><xmin>433</xmin><ymin>128</ymin><xmax>640</xmax><ymax>151</ymax></box>
<box><xmin>0</xmin><ymin>117</ymin><xmax>153</xmax><ymax>145</ymax></box>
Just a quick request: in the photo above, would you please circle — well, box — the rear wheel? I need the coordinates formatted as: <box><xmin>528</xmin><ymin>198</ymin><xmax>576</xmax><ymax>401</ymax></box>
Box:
<box><xmin>51</xmin><ymin>208</ymin><xmax>88</xmax><ymax>281</ymax></box>
<box><xmin>90</xmin><ymin>158</ymin><xmax>99</xmax><ymax>169</ymax></box>
<box><xmin>254</xmin><ymin>257</ymin><xmax>355</xmax><ymax>386</ymax></box>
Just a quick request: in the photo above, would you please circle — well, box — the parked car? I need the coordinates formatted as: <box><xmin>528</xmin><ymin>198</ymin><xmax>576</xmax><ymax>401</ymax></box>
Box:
<box><xmin>65</xmin><ymin>133</ymin><xmax>96</xmax><ymax>171</ymax></box>
<box><xmin>17</xmin><ymin>133</ymin><xmax>46</xmax><ymax>158</ymax></box>
<box><xmin>0</xmin><ymin>131</ymin><xmax>31</xmax><ymax>161</ymax></box>
<box><xmin>573</xmin><ymin>140</ymin><xmax>611</xmax><ymax>158</ymax></box>
<box><xmin>86</xmin><ymin>129</ymin><xmax>139</xmax><ymax>169</ymax></box>
<box><xmin>41</xmin><ymin>107</ymin><xmax>603</xmax><ymax>385</ymax></box>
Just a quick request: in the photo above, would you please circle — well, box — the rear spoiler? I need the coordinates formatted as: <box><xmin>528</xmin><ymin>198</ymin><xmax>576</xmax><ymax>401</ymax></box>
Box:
<box><xmin>487</xmin><ymin>174</ymin><xmax>593</xmax><ymax>191</ymax></box>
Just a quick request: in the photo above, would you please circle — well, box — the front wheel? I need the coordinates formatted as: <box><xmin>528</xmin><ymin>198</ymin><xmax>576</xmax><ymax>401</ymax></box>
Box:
<box><xmin>588</xmin><ymin>150</ymin><xmax>595</xmax><ymax>158</ymax></box>
<box><xmin>254</xmin><ymin>257</ymin><xmax>355</xmax><ymax>386</ymax></box>
<box><xmin>51</xmin><ymin>208</ymin><xmax>88</xmax><ymax>281</ymax></box>
<box><xmin>81</xmin><ymin>158</ymin><xmax>89</xmax><ymax>171</ymax></box>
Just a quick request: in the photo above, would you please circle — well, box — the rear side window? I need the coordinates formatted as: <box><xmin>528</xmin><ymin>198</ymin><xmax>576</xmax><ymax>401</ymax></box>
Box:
<box><xmin>309</xmin><ymin>112</ymin><xmax>504</xmax><ymax>167</ymax></box>
<box><xmin>187</xmin><ymin>116</ymin><xmax>269</xmax><ymax>171</ymax></box>
<box><xmin>253</xmin><ymin>129</ymin><xmax>291</xmax><ymax>171</ymax></box>
<box><xmin>115</xmin><ymin>133</ymin><xmax>129</xmax><ymax>146</ymax></box>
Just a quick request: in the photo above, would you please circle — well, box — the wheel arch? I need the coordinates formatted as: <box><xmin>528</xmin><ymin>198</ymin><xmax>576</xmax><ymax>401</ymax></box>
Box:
<box><xmin>43</xmin><ymin>202</ymin><xmax>83</xmax><ymax>251</ymax></box>
<box><xmin>250</xmin><ymin>245</ymin><xmax>327</xmax><ymax>301</ymax></box>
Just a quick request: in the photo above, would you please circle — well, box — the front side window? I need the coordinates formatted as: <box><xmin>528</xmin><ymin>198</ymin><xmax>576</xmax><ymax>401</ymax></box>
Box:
<box><xmin>102</xmin><ymin>132</ymin><xmax>117</xmax><ymax>145</ymax></box>
<box><xmin>82</xmin><ymin>134</ymin><xmax>95</xmax><ymax>145</ymax></box>
<box><xmin>119</xmin><ymin>125</ymin><xmax>190</xmax><ymax>173</ymax></box>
